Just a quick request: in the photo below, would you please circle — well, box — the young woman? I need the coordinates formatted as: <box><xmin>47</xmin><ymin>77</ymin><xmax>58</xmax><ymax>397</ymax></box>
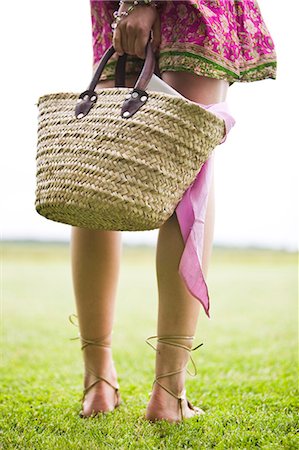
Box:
<box><xmin>69</xmin><ymin>0</ymin><xmax>277</xmax><ymax>423</ymax></box>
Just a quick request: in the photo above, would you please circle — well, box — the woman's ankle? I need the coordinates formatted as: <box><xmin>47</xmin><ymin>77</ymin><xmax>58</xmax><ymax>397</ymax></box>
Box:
<box><xmin>83</xmin><ymin>346</ymin><xmax>115</xmax><ymax>377</ymax></box>
<box><xmin>154</xmin><ymin>341</ymin><xmax>191</xmax><ymax>393</ymax></box>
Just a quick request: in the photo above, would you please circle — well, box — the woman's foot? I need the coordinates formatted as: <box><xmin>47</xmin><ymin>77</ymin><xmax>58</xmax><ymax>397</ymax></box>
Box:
<box><xmin>144</xmin><ymin>339</ymin><xmax>204</xmax><ymax>423</ymax></box>
<box><xmin>80</xmin><ymin>347</ymin><xmax>121</xmax><ymax>418</ymax></box>
<box><xmin>145</xmin><ymin>381</ymin><xmax>203</xmax><ymax>423</ymax></box>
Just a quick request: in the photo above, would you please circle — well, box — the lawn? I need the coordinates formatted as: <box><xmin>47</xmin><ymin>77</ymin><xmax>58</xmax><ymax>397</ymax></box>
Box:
<box><xmin>1</xmin><ymin>242</ymin><xmax>298</xmax><ymax>449</ymax></box>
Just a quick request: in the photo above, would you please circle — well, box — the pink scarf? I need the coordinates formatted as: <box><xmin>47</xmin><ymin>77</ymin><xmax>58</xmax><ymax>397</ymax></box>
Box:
<box><xmin>176</xmin><ymin>102</ymin><xmax>235</xmax><ymax>317</ymax></box>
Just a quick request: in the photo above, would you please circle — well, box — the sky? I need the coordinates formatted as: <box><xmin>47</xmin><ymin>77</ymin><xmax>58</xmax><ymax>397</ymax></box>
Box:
<box><xmin>1</xmin><ymin>1</ymin><xmax>298</xmax><ymax>250</ymax></box>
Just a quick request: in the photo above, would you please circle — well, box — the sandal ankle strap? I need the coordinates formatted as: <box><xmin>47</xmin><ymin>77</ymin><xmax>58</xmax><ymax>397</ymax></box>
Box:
<box><xmin>145</xmin><ymin>334</ymin><xmax>203</xmax><ymax>377</ymax></box>
<box><xmin>81</xmin><ymin>366</ymin><xmax>120</xmax><ymax>401</ymax></box>
<box><xmin>69</xmin><ymin>314</ymin><xmax>119</xmax><ymax>401</ymax></box>
<box><xmin>68</xmin><ymin>313</ymin><xmax>112</xmax><ymax>349</ymax></box>
<box><xmin>145</xmin><ymin>334</ymin><xmax>203</xmax><ymax>420</ymax></box>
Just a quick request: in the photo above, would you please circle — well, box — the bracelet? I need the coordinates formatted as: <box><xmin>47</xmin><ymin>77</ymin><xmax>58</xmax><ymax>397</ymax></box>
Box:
<box><xmin>111</xmin><ymin>4</ymin><xmax>135</xmax><ymax>30</ymax></box>
<box><xmin>111</xmin><ymin>0</ymin><xmax>159</xmax><ymax>30</ymax></box>
<box><xmin>120</xmin><ymin>0</ymin><xmax>156</xmax><ymax>5</ymax></box>
<box><xmin>119</xmin><ymin>0</ymin><xmax>159</xmax><ymax>10</ymax></box>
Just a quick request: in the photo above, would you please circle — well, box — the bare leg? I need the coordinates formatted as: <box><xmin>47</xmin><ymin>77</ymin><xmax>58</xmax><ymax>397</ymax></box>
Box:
<box><xmin>71</xmin><ymin>227</ymin><xmax>121</xmax><ymax>416</ymax></box>
<box><xmin>145</xmin><ymin>73</ymin><xmax>228</xmax><ymax>422</ymax></box>
<box><xmin>71</xmin><ymin>75</ymin><xmax>138</xmax><ymax>417</ymax></box>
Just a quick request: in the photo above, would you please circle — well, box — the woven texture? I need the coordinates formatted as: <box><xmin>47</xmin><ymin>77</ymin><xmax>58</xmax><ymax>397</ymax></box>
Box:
<box><xmin>35</xmin><ymin>88</ymin><xmax>225</xmax><ymax>231</ymax></box>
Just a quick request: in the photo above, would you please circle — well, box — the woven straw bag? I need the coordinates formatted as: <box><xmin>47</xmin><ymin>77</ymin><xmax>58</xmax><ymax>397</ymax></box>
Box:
<box><xmin>35</xmin><ymin>41</ymin><xmax>225</xmax><ymax>231</ymax></box>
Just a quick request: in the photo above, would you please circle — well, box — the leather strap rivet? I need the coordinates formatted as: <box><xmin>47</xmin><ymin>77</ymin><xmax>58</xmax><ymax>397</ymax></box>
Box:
<box><xmin>122</xmin><ymin>111</ymin><xmax>130</xmax><ymax>117</ymax></box>
<box><xmin>141</xmin><ymin>96</ymin><xmax>147</xmax><ymax>102</ymax></box>
<box><xmin>77</xmin><ymin>113</ymin><xmax>84</xmax><ymax>119</ymax></box>
<box><xmin>74</xmin><ymin>40</ymin><xmax>155</xmax><ymax>118</ymax></box>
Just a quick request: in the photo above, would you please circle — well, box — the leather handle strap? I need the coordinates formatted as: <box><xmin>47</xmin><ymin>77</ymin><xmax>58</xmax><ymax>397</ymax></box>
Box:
<box><xmin>75</xmin><ymin>38</ymin><xmax>157</xmax><ymax>119</ymax></box>
<box><xmin>115</xmin><ymin>53</ymin><xmax>127</xmax><ymax>88</ymax></box>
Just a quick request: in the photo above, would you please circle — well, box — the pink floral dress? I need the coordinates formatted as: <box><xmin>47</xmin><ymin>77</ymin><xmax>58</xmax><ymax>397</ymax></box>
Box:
<box><xmin>90</xmin><ymin>0</ymin><xmax>277</xmax><ymax>83</ymax></box>
<box><xmin>89</xmin><ymin>0</ymin><xmax>276</xmax><ymax>317</ymax></box>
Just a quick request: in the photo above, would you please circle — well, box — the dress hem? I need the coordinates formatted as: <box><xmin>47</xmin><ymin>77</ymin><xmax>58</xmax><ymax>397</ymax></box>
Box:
<box><xmin>93</xmin><ymin>52</ymin><xmax>277</xmax><ymax>83</ymax></box>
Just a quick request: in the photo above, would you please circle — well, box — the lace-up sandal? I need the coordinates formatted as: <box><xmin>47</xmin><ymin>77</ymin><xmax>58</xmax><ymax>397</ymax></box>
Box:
<box><xmin>145</xmin><ymin>335</ymin><xmax>205</xmax><ymax>422</ymax></box>
<box><xmin>69</xmin><ymin>313</ymin><xmax>121</xmax><ymax>418</ymax></box>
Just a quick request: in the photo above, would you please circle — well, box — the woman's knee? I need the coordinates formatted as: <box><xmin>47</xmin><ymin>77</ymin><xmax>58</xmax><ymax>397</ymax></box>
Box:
<box><xmin>161</xmin><ymin>71</ymin><xmax>229</xmax><ymax>104</ymax></box>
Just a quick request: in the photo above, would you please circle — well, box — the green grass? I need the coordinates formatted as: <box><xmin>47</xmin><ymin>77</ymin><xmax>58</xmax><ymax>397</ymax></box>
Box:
<box><xmin>1</xmin><ymin>243</ymin><xmax>298</xmax><ymax>450</ymax></box>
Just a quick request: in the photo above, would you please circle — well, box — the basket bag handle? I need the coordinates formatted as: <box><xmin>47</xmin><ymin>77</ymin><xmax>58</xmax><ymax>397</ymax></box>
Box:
<box><xmin>75</xmin><ymin>38</ymin><xmax>158</xmax><ymax>120</ymax></box>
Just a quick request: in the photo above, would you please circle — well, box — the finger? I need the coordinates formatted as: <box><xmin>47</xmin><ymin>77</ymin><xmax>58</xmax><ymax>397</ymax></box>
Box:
<box><xmin>126</xmin><ymin>24</ymin><xmax>136</xmax><ymax>55</ymax></box>
<box><xmin>135</xmin><ymin>31</ymin><xmax>150</xmax><ymax>59</ymax></box>
<box><xmin>151</xmin><ymin>15</ymin><xmax>161</xmax><ymax>52</ymax></box>
<box><xmin>112</xmin><ymin>26</ymin><xmax>124</xmax><ymax>55</ymax></box>
<box><xmin>121</xmin><ymin>22</ymin><xmax>129</xmax><ymax>54</ymax></box>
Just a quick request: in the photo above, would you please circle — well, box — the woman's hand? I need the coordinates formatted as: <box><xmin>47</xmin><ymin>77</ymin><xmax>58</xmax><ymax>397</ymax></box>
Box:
<box><xmin>112</xmin><ymin>3</ymin><xmax>161</xmax><ymax>59</ymax></box>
